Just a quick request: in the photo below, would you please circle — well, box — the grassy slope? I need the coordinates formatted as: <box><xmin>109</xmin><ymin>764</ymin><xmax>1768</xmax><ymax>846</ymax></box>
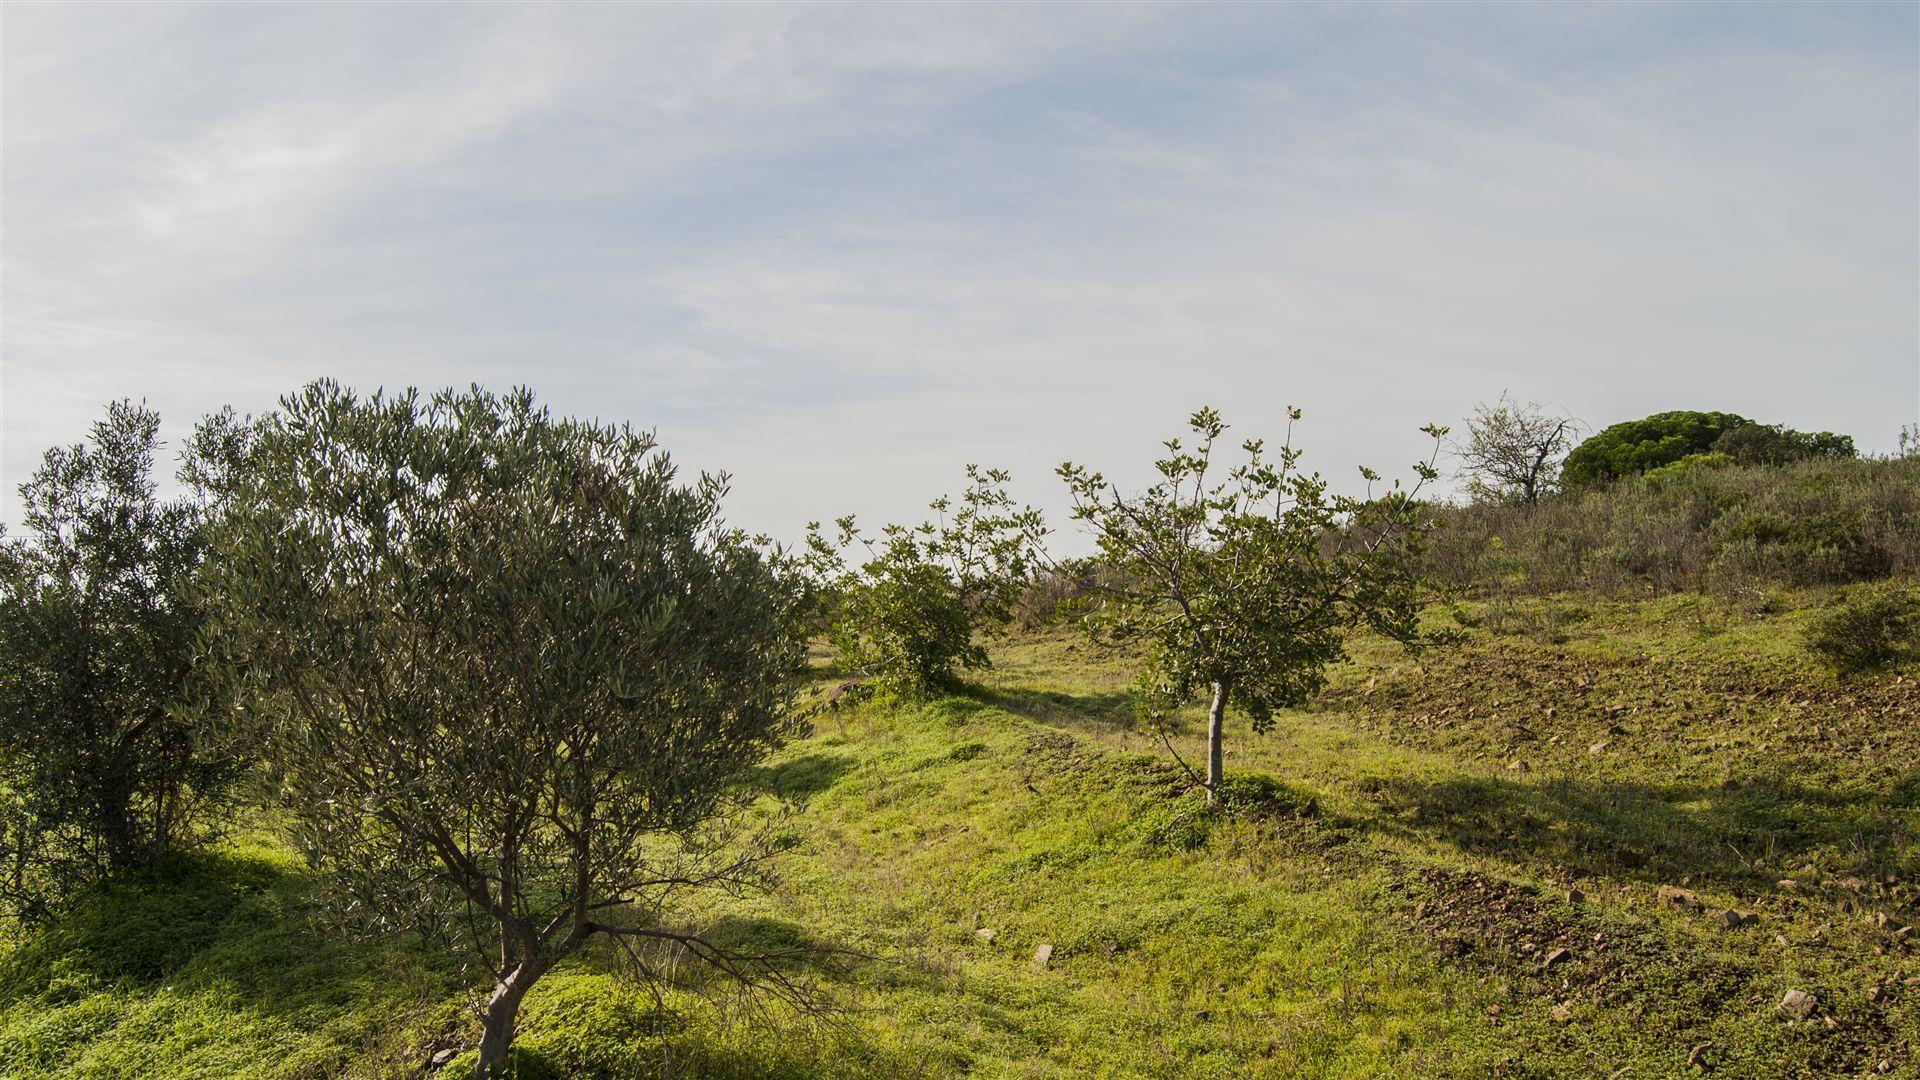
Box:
<box><xmin>1</xmin><ymin>591</ymin><xmax>1914</xmax><ymax>1078</ymax></box>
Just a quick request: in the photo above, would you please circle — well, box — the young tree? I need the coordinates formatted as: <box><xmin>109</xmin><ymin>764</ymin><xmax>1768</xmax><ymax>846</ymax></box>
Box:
<box><xmin>1059</xmin><ymin>407</ymin><xmax>1447</xmax><ymax>803</ymax></box>
<box><xmin>0</xmin><ymin>402</ymin><xmax>232</xmax><ymax>919</ymax></box>
<box><xmin>195</xmin><ymin>383</ymin><xmax>807</xmax><ymax>1078</ymax></box>
<box><xmin>806</xmin><ymin>467</ymin><xmax>1044</xmax><ymax>695</ymax></box>
<box><xmin>1456</xmin><ymin>392</ymin><xmax>1579</xmax><ymax>505</ymax></box>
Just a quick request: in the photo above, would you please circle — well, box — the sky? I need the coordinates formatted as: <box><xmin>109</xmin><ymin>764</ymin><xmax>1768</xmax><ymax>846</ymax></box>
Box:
<box><xmin>3</xmin><ymin>1</ymin><xmax>1916</xmax><ymax>543</ymax></box>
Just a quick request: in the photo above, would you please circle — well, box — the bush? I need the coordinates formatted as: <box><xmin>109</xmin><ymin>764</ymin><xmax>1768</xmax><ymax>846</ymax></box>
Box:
<box><xmin>809</xmin><ymin>468</ymin><xmax>1043</xmax><ymax>695</ymax></box>
<box><xmin>1643</xmin><ymin>452</ymin><xmax>1732</xmax><ymax>488</ymax></box>
<box><xmin>1804</xmin><ymin>586</ymin><xmax>1920</xmax><ymax>675</ymax></box>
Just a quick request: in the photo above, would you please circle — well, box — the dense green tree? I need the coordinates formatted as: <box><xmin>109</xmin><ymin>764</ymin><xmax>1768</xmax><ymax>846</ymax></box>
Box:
<box><xmin>0</xmin><ymin>402</ymin><xmax>232</xmax><ymax>919</ymax></box>
<box><xmin>1059</xmin><ymin>408</ymin><xmax>1449</xmax><ymax>802</ymax></box>
<box><xmin>1564</xmin><ymin>411</ymin><xmax>1857</xmax><ymax>489</ymax></box>
<box><xmin>1711</xmin><ymin>423</ymin><xmax>1855</xmax><ymax>467</ymax></box>
<box><xmin>1561</xmin><ymin>410</ymin><xmax>1751</xmax><ymax>490</ymax></box>
<box><xmin>195</xmin><ymin>383</ymin><xmax>807</xmax><ymax>1078</ymax></box>
<box><xmin>807</xmin><ymin>467</ymin><xmax>1044</xmax><ymax>695</ymax></box>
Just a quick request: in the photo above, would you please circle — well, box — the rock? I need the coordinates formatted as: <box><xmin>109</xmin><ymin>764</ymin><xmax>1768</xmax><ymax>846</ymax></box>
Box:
<box><xmin>1032</xmin><ymin>943</ymin><xmax>1054</xmax><ymax>968</ymax></box>
<box><xmin>1865</xmin><ymin>984</ymin><xmax>1885</xmax><ymax>1004</ymax></box>
<box><xmin>1777</xmin><ymin>988</ymin><xmax>1817</xmax><ymax>1019</ymax></box>
<box><xmin>1550</xmin><ymin>1003</ymin><xmax>1572</xmax><ymax>1023</ymax></box>
<box><xmin>975</xmin><ymin>928</ymin><xmax>996</xmax><ymax>942</ymax></box>
<box><xmin>429</xmin><ymin>1048</ymin><xmax>460</xmax><ymax>1069</ymax></box>
<box><xmin>1588</xmin><ymin>741</ymin><xmax>1610</xmax><ymax>755</ymax></box>
<box><xmin>1718</xmin><ymin>909</ymin><xmax>1760</xmax><ymax>929</ymax></box>
<box><xmin>1777</xmin><ymin>879</ymin><xmax>1798</xmax><ymax>892</ymax></box>
<box><xmin>1658</xmin><ymin>885</ymin><xmax>1699</xmax><ymax>910</ymax></box>
<box><xmin>1687</xmin><ymin>1041</ymin><xmax>1712</xmax><ymax>1070</ymax></box>
<box><xmin>1566</xmin><ymin>888</ymin><xmax>1586</xmax><ymax>905</ymax></box>
<box><xmin>1542</xmin><ymin>947</ymin><xmax>1571</xmax><ymax>969</ymax></box>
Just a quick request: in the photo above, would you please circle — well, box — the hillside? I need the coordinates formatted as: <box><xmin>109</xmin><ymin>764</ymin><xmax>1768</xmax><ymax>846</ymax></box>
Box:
<box><xmin>2</xmin><ymin>589</ymin><xmax>1913</xmax><ymax>1078</ymax></box>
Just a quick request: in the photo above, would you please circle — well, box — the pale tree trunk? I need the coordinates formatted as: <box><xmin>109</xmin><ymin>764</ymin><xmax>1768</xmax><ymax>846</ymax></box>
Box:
<box><xmin>473</xmin><ymin>958</ymin><xmax>546</xmax><ymax>1080</ymax></box>
<box><xmin>1205</xmin><ymin>679</ymin><xmax>1228</xmax><ymax>804</ymax></box>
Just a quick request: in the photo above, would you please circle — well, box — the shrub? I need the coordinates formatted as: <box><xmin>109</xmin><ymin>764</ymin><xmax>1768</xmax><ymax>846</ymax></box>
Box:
<box><xmin>1643</xmin><ymin>451</ymin><xmax>1732</xmax><ymax>488</ymax></box>
<box><xmin>808</xmin><ymin>468</ymin><xmax>1044</xmax><ymax>695</ymax></box>
<box><xmin>1804</xmin><ymin>586</ymin><xmax>1920</xmax><ymax>675</ymax></box>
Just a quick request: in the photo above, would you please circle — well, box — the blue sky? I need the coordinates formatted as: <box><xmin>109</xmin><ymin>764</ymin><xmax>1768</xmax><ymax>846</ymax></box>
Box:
<box><xmin>3</xmin><ymin>2</ymin><xmax>1916</xmax><ymax>540</ymax></box>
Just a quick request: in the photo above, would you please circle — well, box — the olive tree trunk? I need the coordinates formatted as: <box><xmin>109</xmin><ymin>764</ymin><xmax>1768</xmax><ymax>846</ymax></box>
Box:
<box><xmin>1205</xmin><ymin>678</ymin><xmax>1229</xmax><ymax>804</ymax></box>
<box><xmin>473</xmin><ymin>957</ymin><xmax>548</xmax><ymax>1080</ymax></box>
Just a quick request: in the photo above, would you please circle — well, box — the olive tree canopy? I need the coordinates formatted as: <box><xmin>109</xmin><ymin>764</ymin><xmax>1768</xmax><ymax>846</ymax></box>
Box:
<box><xmin>196</xmin><ymin>383</ymin><xmax>806</xmax><ymax>1077</ymax></box>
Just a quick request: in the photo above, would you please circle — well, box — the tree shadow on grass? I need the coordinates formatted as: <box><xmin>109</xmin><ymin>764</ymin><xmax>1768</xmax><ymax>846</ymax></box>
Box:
<box><xmin>747</xmin><ymin>751</ymin><xmax>859</xmax><ymax>803</ymax></box>
<box><xmin>1358</xmin><ymin>769</ymin><xmax>1920</xmax><ymax>891</ymax></box>
<box><xmin>0</xmin><ymin>849</ymin><xmax>291</xmax><ymax>993</ymax></box>
<box><xmin>970</xmin><ymin>684</ymin><xmax>1146</xmax><ymax>739</ymax></box>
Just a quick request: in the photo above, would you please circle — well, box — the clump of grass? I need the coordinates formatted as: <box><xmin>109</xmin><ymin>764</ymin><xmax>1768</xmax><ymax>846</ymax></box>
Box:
<box><xmin>1214</xmin><ymin>772</ymin><xmax>1319</xmax><ymax>819</ymax></box>
<box><xmin>1126</xmin><ymin>795</ymin><xmax>1213</xmax><ymax>851</ymax></box>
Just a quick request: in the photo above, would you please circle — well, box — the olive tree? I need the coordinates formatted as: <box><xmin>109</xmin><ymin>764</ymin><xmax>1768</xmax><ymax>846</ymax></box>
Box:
<box><xmin>0</xmin><ymin>402</ymin><xmax>231</xmax><ymax>919</ymax></box>
<box><xmin>1456</xmin><ymin>392</ymin><xmax>1579</xmax><ymax>506</ymax></box>
<box><xmin>1059</xmin><ymin>407</ymin><xmax>1447</xmax><ymax>803</ymax></box>
<box><xmin>195</xmin><ymin>383</ymin><xmax>806</xmax><ymax>1077</ymax></box>
<box><xmin>806</xmin><ymin>466</ymin><xmax>1044</xmax><ymax>695</ymax></box>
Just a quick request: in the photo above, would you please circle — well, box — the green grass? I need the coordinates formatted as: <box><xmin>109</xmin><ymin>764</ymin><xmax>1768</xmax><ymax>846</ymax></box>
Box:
<box><xmin>2</xmin><ymin>590</ymin><xmax>1915</xmax><ymax>1077</ymax></box>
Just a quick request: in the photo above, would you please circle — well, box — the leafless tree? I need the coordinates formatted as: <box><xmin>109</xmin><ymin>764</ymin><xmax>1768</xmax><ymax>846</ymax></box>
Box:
<box><xmin>1456</xmin><ymin>392</ymin><xmax>1580</xmax><ymax>506</ymax></box>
